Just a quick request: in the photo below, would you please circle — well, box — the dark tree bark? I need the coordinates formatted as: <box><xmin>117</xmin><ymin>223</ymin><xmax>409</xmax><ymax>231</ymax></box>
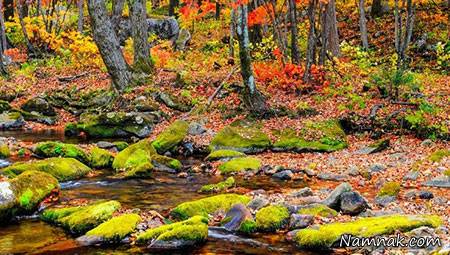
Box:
<box><xmin>88</xmin><ymin>0</ymin><xmax>132</xmax><ymax>92</ymax></box>
<box><xmin>77</xmin><ymin>0</ymin><xmax>84</xmax><ymax>32</ymax></box>
<box><xmin>358</xmin><ymin>0</ymin><xmax>369</xmax><ymax>50</ymax></box>
<box><xmin>215</xmin><ymin>2</ymin><xmax>220</xmax><ymax>20</ymax></box>
<box><xmin>128</xmin><ymin>0</ymin><xmax>154</xmax><ymax>73</ymax></box>
<box><xmin>168</xmin><ymin>0</ymin><xmax>179</xmax><ymax>16</ymax></box>
<box><xmin>4</xmin><ymin>0</ymin><xmax>14</xmax><ymax>21</ymax></box>
<box><xmin>303</xmin><ymin>0</ymin><xmax>317</xmax><ymax>83</ymax></box>
<box><xmin>325</xmin><ymin>0</ymin><xmax>340</xmax><ymax>56</ymax></box>
<box><xmin>371</xmin><ymin>0</ymin><xmax>383</xmax><ymax>17</ymax></box>
<box><xmin>229</xmin><ymin>9</ymin><xmax>236</xmax><ymax>59</ymax></box>
<box><xmin>394</xmin><ymin>0</ymin><xmax>414</xmax><ymax>69</ymax></box>
<box><xmin>16</xmin><ymin>0</ymin><xmax>38</xmax><ymax>57</ymax></box>
<box><xmin>448</xmin><ymin>0</ymin><xmax>450</xmax><ymax>40</ymax></box>
<box><xmin>235</xmin><ymin>3</ymin><xmax>268</xmax><ymax>116</ymax></box>
<box><xmin>0</xmin><ymin>0</ymin><xmax>7</xmax><ymax>50</ymax></box>
<box><xmin>288</xmin><ymin>0</ymin><xmax>299</xmax><ymax>64</ymax></box>
<box><xmin>112</xmin><ymin>0</ymin><xmax>125</xmax><ymax>31</ymax></box>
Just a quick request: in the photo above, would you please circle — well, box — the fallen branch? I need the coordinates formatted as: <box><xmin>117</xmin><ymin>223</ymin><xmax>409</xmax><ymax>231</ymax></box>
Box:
<box><xmin>206</xmin><ymin>66</ymin><xmax>239</xmax><ymax>108</ymax></box>
<box><xmin>58</xmin><ymin>71</ymin><xmax>89</xmax><ymax>82</ymax></box>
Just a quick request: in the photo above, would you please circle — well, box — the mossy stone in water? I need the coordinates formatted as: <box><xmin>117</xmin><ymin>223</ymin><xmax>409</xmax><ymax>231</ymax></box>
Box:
<box><xmin>2</xmin><ymin>157</ymin><xmax>91</xmax><ymax>182</ymax></box>
<box><xmin>255</xmin><ymin>205</ymin><xmax>289</xmax><ymax>232</ymax></box>
<box><xmin>297</xmin><ymin>204</ymin><xmax>337</xmax><ymax>218</ymax></box>
<box><xmin>34</xmin><ymin>141</ymin><xmax>89</xmax><ymax>164</ymax></box>
<box><xmin>205</xmin><ymin>150</ymin><xmax>245</xmax><ymax>161</ymax></box>
<box><xmin>293</xmin><ymin>214</ymin><xmax>442</xmax><ymax>249</ymax></box>
<box><xmin>151</xmin><ymin>154</ymin><xmax>182</xmax><ymax>172</ymax></box>
<box><xmin>137</xmin><ymin>216</ymin><xmax>208</xmax><ymax>244</ymax></box>
<box><xmin>171</xmin><ymin>194</ymin><xmax>251</xmax><ymax>220</ymax></box>
<box><xmin>152</xmin><ymin>120</ymin><xmax>189</xmax><ymax>154</ymax></box>
<box><xmin>218</xmin><ymin>157</ymin><xmax>261</xmax><ymax>174</ymax></box>
<box><xmin>199</xmin><ymin>177</ymin><xmax>235</xmax><ymax>193</ymax></box>
<box><xmin>273</xmin><ymin>120</ymin><xmax>347</xmax><ymax>152</ymax></box>
<box><xmin>209</xmin><ymin>126</ymin><xmax>271</xmax><ymax>153</ymax></box>
<box><xmin>41</xmin><ymin>201</ymin><xmax>121</xmax><ymax>234</ymax></box>
<box><xmin>112</xmin><ymin>139</ymin><xmax>156</xmax><ymax>177</ymax></box>
<box><xmin>89</xmin><ymin>147</ymin><xmax>113</xmax><ymax>168</ymax></box>
<box><xmin>85</xmin><ymin>213</ymin><xmax>141</xmax><ymax>242</ymax></box>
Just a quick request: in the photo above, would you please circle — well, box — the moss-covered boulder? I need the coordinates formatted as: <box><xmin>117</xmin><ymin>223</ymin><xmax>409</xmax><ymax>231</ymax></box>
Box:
<box><xmin>151</xmin><ymin>154</ymin><xmax>182</xmax><ymax>173</ymax></box>
<box><xmin>293</xmin><ymin>215</ymin><xmax>442</xmax><ymax>249</ymax></box>
<box><xmin>89</xmin><ymin>147</ymin><xmax>113</xmax><ymax>168</ymax></box>
<box><xmin>152</xmin><ymin>120</ymin><xmax>189</xmax><ymax>154</ymax></box>
<box><xmin>113</xmin><ymin>141</ymin><xmax>129</xmax><ymax>151</ymax></box>
<box><xmin>41</xmin><ymin>201</ymin><xmax>121</xmax><ymax>234</ymax></box>
<box><xmin>0</xmin><ymin>100</ymin><xmax>12</xmax><ymax>113</ymax></box>
<box><xmin>65</xmin><ymin>111</ymin><xmax>160</xmax><ymax>138</ymax></box>
<box><xmin>21</xmin><ymin>97</ymin><xmax>56</xmax><ymax>116</ymax></box>
<box><xmin>199</xmin><ymin>177</ymin><xmax>235</xmax><ymax>193</ymax></box>
<box><xmin>255</xmin><ymin>205</ymin><xmax>290</xmax><ymax>232</ymax></box>
<box><xmin>218</xmin><ymin>157</ymin><xmax>261</xmax><ymax>174</ymax></box>
<box><xmin>170</xmin><ymin>194</ymin><xmax>251</xmax><ymax>220</ymax></box>
<box><xmin>0</xmin><ymin>112</ymin><xmax>25</xmax><ymax>129</ymax></box>
<box><xmin>0</xmin><ymin>142</ymin><xmax>10</xmax><ymax>158</ymax></box>
<box><xmin>1</xmin><ymin>171</ymin><xmax>59</xmax><ymax>222</ymax></box>
<box><xmin>34</xmin><ymin>142</ymin><xmax>89</xmax><ymax>164</ymax></box>
<box><xmin>209</xmin><ymin>126</ymin><xmax>271</xmax><ymax>153</ymax></box>
<box><xmin>77</xmin><ymin>213</ymin><xmax>141</xmax><ymax>245</ymax></box>
<box><xmin>137</xmin><ymin>216</ymin><xmax>208</xmax><ymax>249</ymax></box>
<box><xmin>205</xmin><ymin>150</ymin><xmax>245</xmax><ymax>161</ymax></box>
<box><xmin>297</xmin><ymin>204</ymin><xmax>338</xmax><ymax>218</ymax></box>
<box><xmin>273</xmin><ymin>120</ymin><xmax>347</xmax><ymax>152</ymax></box>
<box><xmin>2</xmin><ymin>158</ymin><xmax>91</xmax><ymax>182</ymax></box>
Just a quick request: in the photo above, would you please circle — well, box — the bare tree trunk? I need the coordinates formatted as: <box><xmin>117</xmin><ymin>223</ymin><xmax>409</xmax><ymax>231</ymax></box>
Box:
<box><xmin>77</xmin><ymin>0</ymin><xmax>84</xmax><ymax>32</ymax></box>
<box><xmin>0</xmin><ymin>0</ymin><xmax>7</xmax><ymax>50</ymax></box>
<box><xmin>358</xmin><ymin>0</ymin><xmax>369</xmax><ymax>50</ymax></box>
<box><xmin>288</xmin><ymin>0</ymin><xmax>299</xmax><ymax>64</ymax></box>
<box><xmin>325</xmin><ymin>0</ymin><xmax>339</xmax><ymax>56</ymax></box>
<box><xmin>128</xmin><ymin>0</ymin><xmax>153</xmax><ymax>73</ymax></box>
<box><xmin>215</xmin><ymin>2</ymin><xmax>220</xmax><ymax>20</ymax></box>
<box><xmin>112</xmin><ymin>0</ymin><xmax>125</xmax><ymax>30</ymax></box>
<box><xmin>36</xmin><ymin>0</ymin><xmax>42</xmax><ymax>17</ymax></box>
<box><xmin>235</xmin><ymin>3</ymin><xmax>268</xmax><ymax>116</ymax></box>
<box><xmin>0</xmin><ymin>11</ymin><xmax>7</xmax><ymax>76</ymax></box>
<box><xmin>229</xmin><ymin>9</ymin><xmax>235</xmax><ymax>59</ymax></box>
<box><xmin>168</xmin><ymin>0</ymin><xmax>179</xmax><ymax>16</ymax></box>
<box><xmin>271</xmin><ymin>0</ymin><xmax>288</xmax><ymax>63</ymax></box>
<box><xmin>16</xmin><ymin>0</ymin><xmax>38</xmax><ymax>57</ymax></box>
<box><xmin>303</xmin><ymin>0</ymin><xmax>317</xmax><ymax>83</ymax></box>
<box><xmin>395</xmin><ymin>0</ymin><xmax>414</xmax><ymax>69</ymax></box>
<box><xmin>448</xmin><ymin>0</ymin><xmax>450</xmax><ymax>40</ymax></box>
<box><xmin>4</xmin><ymin>0</ymin><xmax>14</xmax><ymax>21</ymax></box>
<box><xmin>88</xmin><ymin>0</ymin><xmax>132</xmax><ymax>92</ymax></box>
<box><xmin>371</xmin><ymin>0</ymin><xmax>383</xmax><ymax>17</ymax></box>
<box><xmin>319</xmin><ymin>1</ymin><xmax>327</xmax><ymax>65</ymax></box>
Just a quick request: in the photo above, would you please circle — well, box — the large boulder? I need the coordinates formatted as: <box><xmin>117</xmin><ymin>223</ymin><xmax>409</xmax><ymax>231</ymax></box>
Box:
<box><xmin>152</xmin><ymin>120</ymin><xmax>189</xmax><ymax>154</ymax></box>
<box><xmin>321</xmin><ymin>182</ymin><xmax>352</xmax><ymax>210</ymax></box>
<box><xmin>1</xmin><ymin>157</ymin><xmax>91</xmax><ymax>182</ymax></box>
<box><xmin>21</xmin><ymin>97</ymin><xmax>56</xmax><ymax>116</ymax></box>
<box><xmin>34</xmin><ymin>141</ymin><xmax>90</xmax><ymax>164</ymax></box>
<box><xmin>210</xmin><ymin>125</ymin><xmax>271</xmax><ymax>153</ymax></box>
<box><xmin>218</xmin><ymin>157</ymin><xmax>261</xmax><ymax>174</ymax></box>
<box><xmin>89</xmin><ymin>147</ymin><xmax>113</xmax><ymax>168</ymax></box>
<box><xmin>65</xmin><ymin>111</ymin><xmax>161</xmax><ymax>138</ymax></box>
<box><xmin>0</xmin><ymin>112</ymin><xmax>25</xmax><ymax>129</ymax></box>
<box><xmin>273</xmin><ymin>120</ymin><xmax>347</xmax><ymax>152</ymax></box>
<box><xmin>0</xmin><ymin>170</ymin><xmax>59</xmax><ymax>223</ymax></box>
<box><xmin>255</xmin><ymin>205</ymin><xmax>290</xmax><ymax>232</ymax></box>
<box><xmin>41</xmin><ymin>201</ymin><xmax>121</xmax><ymax>234</ymax></box>
<box><xmin>222</xmin><ymin>203</ymin><xmax>253</xmax><ymax>232</ymax></box>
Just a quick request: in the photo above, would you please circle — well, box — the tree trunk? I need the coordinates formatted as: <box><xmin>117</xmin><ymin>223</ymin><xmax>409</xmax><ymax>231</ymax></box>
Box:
<box><xmin>4</xmin><ymin>0</ymin><xmax>14</xmax><ymax>21</ymax></box>
<box><xmin>0</xmin><ymin>0</ymin><xmax>7</xmax><ymax>50</ymax></box>
<box><xmin>168</xmin><ymin>0</ymin><xmax>179</xmax><ymax>16</ymax></box>
<box><xmin>112</xmin><ymin>0</ymin><xmax>125</xmax><ymax>31</ymax></box>
<box><xmin>16</xmin><ymin>0</ymin><xmax>38</xmax><ymax>57</ymax></box>
<box><xmin>325</xmin><ymin>0</ymin><xmax>340</xmax><ymax>56</ymax></box>
<box><xmin>88</xmin><ymin>0</ymin><xmax>132</xmax><ymax>92</ymax></box>
<box><xmin>288</xmin><ymin>0</ymin><xmax>299</xmax><ymax>64</ymax></box>
<box><xmin>235</xmin><ymin>3</ymin><xmax>268</xmax><ymax>116</ymax></box>
<box><xmin>358</xmin><ymin>0</ymin><xmax>369</xmax><ymax>50</ymax></box>
<box><xmin>128</xmin><ymin>0</ymin><xmax>154</xmax><ymax>73</ymax></box>
<box><xmin>215</xmin><ymin>2</ymin><xmax>220</xmax><ymax>20</ymax></box>
<box><xmin>319</xmin><ymin>1</ymin><xmax>327</xmax><ymax>65</ymax></box>
<box><xmin>229</xmin><ymin>9</ymin><xmax>235</xmax><ymax>59</ymax></box>
<box><xmin>371</xmin><ymin>0</ymin><xmax>383</xmax><ymax>17</ymax></box>
<box><xmin>448</xmin><ymin>0</ymin><xmax>450</xmax><ymax>40</ymax></box>
<box><xmin>303</xmin><ymin>0</ymin><xmax>317</xmax><ymax>83</ymax></box>
<box><xmin>77</xmin><ymin>0</ymin><xmax>84</xmax><ymax>32</ymax></box>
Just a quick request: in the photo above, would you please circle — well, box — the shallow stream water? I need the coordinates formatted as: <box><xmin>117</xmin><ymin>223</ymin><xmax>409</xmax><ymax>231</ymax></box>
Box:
<box><xmin>0</xmin><ymin>130</ymin><xmax>315</xmax><ymax>255</ymax></box>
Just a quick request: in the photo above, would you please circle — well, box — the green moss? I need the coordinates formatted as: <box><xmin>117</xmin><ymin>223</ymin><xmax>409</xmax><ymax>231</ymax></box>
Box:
<box><xmin>444</xmin><ymin>169</ymin><xmax>450</xmax><ymax>177</ymax></box>
<box><xmin>113</xmin><ymin>141</ymin><xmax>129</xmax><ymax>151</ymax></box>
<box><xmin>11</xmin><ymin>170</ymin><xmax>59</xmax><ymax>212</ymax></box>
<box><xmin>89</xmin><ymin>147</ymin><xmax>113</xmax><ymax>168</ymax></box>
<box><xmin>34</xmin><ymin>141</ymin><xmax>89</xmax><ymax>164</ymax></box>
<box><xmin>239</xmin><ymin>219</ymin><xmax>257</xmax><ymax>234</ymax></box>
<box><xmin>428</xmin><ymin>149</ymin><xmax>450</xmax><ymax>163</ymax></box>
<box><xmin>112</xmin><ymin>139</ymin><xmax>156</xmax><ymax>177</ymax></box>
<box><xmin>209</xmin><ymin>126</ymin><xmax>271</xmax><ymax>153</ymax></box>
<box><xmin>41</xmin><ymin>201</ymin><xmax>121</xmax><ymax>234</ymax></box>
<box><xmin>170</xmin><ymin>194</ymin><xmax>251</xmax><ymax>220</ymax></box>
<box><xmin>378</xmin><ymin>181</ymin><xmax>401</xmax><ymax>197</ymax></box>
<box><xmin>255</xmin><ymin>205</ymin><xmax>289</xmax><ymax>232</ymax></box>
<box><xmin>273</xmin><ymin>120</ymin><xmax>347</xmax><ymax>152</ymax></box>
<box><xmin>137</xmin><ymin>216</ymin><xmax>208</xmax><ymax>244</ymax></box>
<box><xmin>151</xmin><ymin>154</ymin><xmax>182</xmax><ymax>171</ymax></box>
<box><xmin>86</xmin><ymin>213</ymin><xmax>141</xmax><ymax>241</ymax></box>
<box><xmin>2</xmin><ymin>157</ymin><xmax>91</xmax><ymax>182</ymax></box>
<box><xmin>205</xmin><ymin>150</ymin><xmax>246</xmax><ymax>161</ymax></box>
<box><xmin>0</xmin><ymin>143</ymin><xmax>10</xmax><ymax>158</ymax></box>
<box><xmin>0</xmin><ymin>100</ymin><xmax>12</xmax><ymax>113</ymax></box>
<box><xmin>294</xmin><ymin>215</ymin><xmax>442</xmax><ymax>249</ymax></box>
<box><xmin>199</xmin><ymin>177</ymin><xmax>235</xmax><ymax>193</ymax></box>
<box><xmin>297</xmin><ymin>204</ymin><xmax>338</xmax><ymax>218</ymax></box>
<box><xmin>218</xmin><ymin>157</ymin><xmax>261</xmax><ymax>174</ymax></box>
<box><xmin>152</xmin><ymin>120</ymin><xmax>189</xmax><ymax>154</ymax></box>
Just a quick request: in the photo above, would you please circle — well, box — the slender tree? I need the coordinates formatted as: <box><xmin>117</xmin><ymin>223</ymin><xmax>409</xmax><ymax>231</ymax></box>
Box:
<box><xmin>394</xmin><ymin>0</ymin><xmax>414</xmax><ymax>69</ymax></box>
<box><xmin>324</xmin><ymin>0</ymin><xmax>339</xmax><ymax>56</ymax></box>
<box><xmin>447</xmin><ymin>0</ymin><xmax>449</xmax><ymax>40</ymax></box>
<box><xmin>358</xmin><ymin>0</ymin><xmax>369</xmax><ymax>50</ymax></box>
<box><xmin>371</xmin><ymin>0</ymin><xmax>383</xmax><ymax>17</ymax></box>
<box><xmin>303</xmin><ymin>0</ymin><xmax>317</xmax><ymax>82</ymax></box>
<box><xmin>16</xmin><ymin>0</ymin><xmax>38</xmax><ymax>57</ymax></box>
<box><xmin>168</xmin><ymin>0</ymin><xmax>179</xmax><ymax>16</ymax></box>
<box><xmin>112</xmin><ymin>0</ymin><xmax>125</xmax><ymax>31</ymax></box>
<box><xmin>0</xmin><ymin>0</ymin><xmax>7</xmax><ymax>50</ymax></box>
<box><xmin>235</xmin><ymin>3</ymin><xmax>268</xmax><ymax>115</ymax></box>
<box><xmin>77</xmin><ymin>0</ymin><xmax>84</xmax><ymax>32</ymax></box>
<box><xmin>287</xmin><ymin>0</ymin><xmax>299</xmax><ymax>64</ymax></box>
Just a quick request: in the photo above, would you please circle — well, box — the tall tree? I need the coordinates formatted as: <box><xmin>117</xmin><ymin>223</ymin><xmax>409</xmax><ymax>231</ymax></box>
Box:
<box><xmin>112</xmin><ymin>0</ymin><xmax>125</xmax><ymax>30</ymax></box>
<box><xmin>448</xmin><ymin>0</ymin><xmax>450</xmax><ymax>40</ymax></box>
<box><xmin>303</xmin><ymin>0</ymin><xmax>317</xmax><ymax>82</ymax></box>
<box><xmin>128</xmin><ymin>0</ymin><xmax>154</xmax><ymax>73</ymax></box>
<box><xmin>77</xmin><ymin>0</ymin><xmax>84</xmax><ymax>32</ymax></box>
<box><xmin>16</xmin><ymin>0</ymin><xmax>38</xmax><ymax>57</ymax></box>
<box><xmin>287</xmin><ymin>0</ymin><xmax>299</xmax><ymax>64</ymax></box>
<box><xmin>235</xmin><ymin>3</ymin><xmax>268</xmax><ymax>115</ymax></box>
<box><xmin>88</xmin><ymin>0</ymin><xmax>132</xmax><ymax>92</ymax></box>
<box><xmin>324</xmin><ymin>0</ymin><xmax>339</xmax><ymax>56</ymax></box>
<box><xmin>0</xmin><ymin>0</ymin><xmax>7</xmax><ymax>50</ymax></box>
<box><xmin>394</xmin><ymin>0</ymin><xmax>414</xmax><ymax>69</ymax></box>
<box><xmin>358</xmin><ymin>0</ymin><xmax>369</xmax><ymax>50</ymax></box>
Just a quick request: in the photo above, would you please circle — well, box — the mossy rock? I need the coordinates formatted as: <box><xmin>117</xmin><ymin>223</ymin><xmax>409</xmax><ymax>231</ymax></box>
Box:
<box><xmin>170</xmin><ymin>194</ymin><xmax>251</xmax><ymax>220</ymax></box>
<box><xmin>209</xmin><ymin>126</ymin><xmax>271</xmax><ymax>153</ymax></box>
<box><xmin>34</xmin><ymin>141</ymin><xmax>89</xmax><ymax>164</ymax></box>
<box><xmin>0</xmin><ymin>100</ymin><xmax>12</xmax><ymax>113</ymax></box>
<box><xmin>0</xmin><ymin>112</ymin><xmax>25</xmax><ymax>129</ymax></box>
<box><xmin>137</xmin><ymin>216</ymin><xmax>208</xmax><ymax>248</ymax></box>
<box><xmin>428</xmin><ymin>149</ymin><xmax>450</xmax><ymax>163</ymax></box>
<box><xmin>377</xmin><ymin>181</ymin><xmax>401</xmax><ymax>197</ymax></box>
<box><xmin>293</xmin><ymin>215</ymin><xmax>442</xmax><ymax>249</ymax></box>
<box><xmin>273</xmin><ymin>120</ymin><xmax>347</xmax><ymax>153</ymax></box>
<box><xmin>218</xmin><ymin>157</ymin><xmax>261</xmax><ymax>174</ymax></box>
<box><xmin>0</xmin><ymin>171</ymin><xmax>58</xmax><ymax>222</ymax></box>
<box><xmin>83</xmin><ymin>213</ymin><xmax>141</xmax><ymax>242</ymax></box>
<box><xmin>151</xmin><ymin>154</ymin><xmax>182</xmax><ymax>173</ymax></box>
<box><xmin>0</xmin><ymin>143</ymin><xmax>10</xmax><ymax>158</ymax></box>
<box><xmin>21</xmin><ymin>97</ymin><xmax>56</xmax><ymax>116</ymax></box>
<box><xmin>199</xmin><ymin>177</ymin><xmax>235</xmax><ymax>193</ymax></box>
<box><xmin>113</xmin><ymin>141</ymin><xmax>129</xmax><ymax>151</ymax></box>
<box><xmin>297</xmin><ymin>204</ymin><xmax>337</xmax><ymax>218</ymax></box>
<box><xmin>239</xmin><ymin>219</ymin><xmax>258</xmax><ymax>234</ymax></box>
<box><xmin>89</xmin><ymin>147</ymin><xmax>113</xmax><ymax>168</ymax></box>
<box><xmin>205</xmin><ymin>150</ymin><xmax>245</xmax><ymax>161</ymax></box>
<box><xmin>152</xmin><ymin>120</ymin><xmax>189</xmax><ymax>154</ymax></box>
<box><xmin>2</xmin><ymin>158</ymin><xmax>91</xmax><ymax>182</ymax></box>
<box><xmin>255</xmin><ymin>205</ymin><xmax>289</xmax><ymax>232</ymax></box>
<box><xmin>41</xmin><ymin>201</ymin><xmax>121</xmax><ymax>234</ymax></box>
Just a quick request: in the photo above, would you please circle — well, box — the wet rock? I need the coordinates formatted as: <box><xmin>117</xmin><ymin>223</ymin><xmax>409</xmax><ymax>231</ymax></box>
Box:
<box><xmin>289</xmin><ymin>187</ymin><xmax>313</xmax><ymax>198</ymax></box>
<box><xmin>248</xmin><ymin>197</ymin><xmax>269</xmax><ymax>211</ymax></box>
<box><xmin>199</xmin><ymin>177</ymin><xmax>235</xmax><ymax>193</ymax></box>
<box><xmin>424</xmin><ymin>176</ymin><xmax>450</xmax><ymax>188</ymax></box>
<box><xmin>374</xmin><ymin>195</ymin><xmax>397</xmax><ymax>207</ymax></box>
<box><xmin>152</xmin><ymin>120</ymin><xmax>189</xmax><ymax>154</ymax></box>
<box><xmin>356</xmin><ymin>138</ymin><xmax>390</xmax><ymax>154</ymax></box>
<box><xmin>322</xmin><ymin>182</ymin><xmax>352</xmax><ymax>210</ymax></box>
<box><xmin>34</xmin><ymin>141</ymin><xmax>90</xmax><ymax>164</ymax></box>
<box><xmin>96</xmin><ymin>141</ymin><xmax>115</xmax><ymax>149</ymax></box>
<box><xmin>223</xmin><ymin>204</ymin><xmax>253</xmax><ymax>232</ymax></box>
<box><xmin>188</xmin><ymin>122</ymin><xmax>206</xmax><ymax>135</ymax></box>
<box><xmin>339</xmin><ymin>191</ymin><xmax>368</xmax><ymax>215</ymax></box>
<box><xmin>21</xmin><ymin>97</ymin><xmax>56</xmax><ymax>116</ymax></box>
<box><xmin>369</xmin><ymin>163</ymin><xmax>386</xmax><ymax>173</ymax></box>
<box><xmin>272</xmin><ymin>170</ymin><xmax>293</xmax><ymax>180</ymax></box>
<box><xmin>418</xmin><ymin>190</ymin><xmax>434</xmax><ymax>200</ymax></box>
<box><xmin>0</xmin><ymin>159</ymin><xmax>10</xmax><ymax>168</ymax></box>
<box><xmin>404</xmin><ymin>171</ymin><xmax>419</xmax><ymax>181</ymax></box>
<box><xmin>288</xmin><ymin>214</ymin><xmax>314</xmax><ymax>230</ymax></box>
<box><xmin>209</xmin><ymin>125</ymin><xmax>271</xmax><ymax>153</ymax></box>
<box><xmin>0</xmin><ymin>112</ymin><xmax>25</xmax><ymax>129</ymax></box>
<box><xmin>317</xmin><ymin>173</ymin><xmax>348</xmax><ymax>182</ymax></box>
